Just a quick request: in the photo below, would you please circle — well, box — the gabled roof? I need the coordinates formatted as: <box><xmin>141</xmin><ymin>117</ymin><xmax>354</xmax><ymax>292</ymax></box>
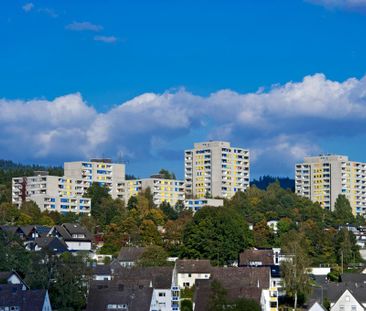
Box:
<box><xmin>111</xmin><ymin>266</ymin><xmax>174</xmax><ymax>289</ymax></box>
<box><xmin>176</xmin><ymin>259</ymin><xmax>212</xmax><ymax>274</ymax></box>
<box><xmin>117</xmin><ymin>247</ymin><xmax>145</xmax><ymax>262</ymax></box>
<box><xmin>0</xmin><ymin>270</ymin><xmax>29</xmax><ymax>289</ymax></box>
<box><xmin>239</xmin><ymin>249</ymin><xmax>274</xmax><ymax>266</ymax></box>
<box><xmin>0</xmin><ymin>287</ymin><xmax>48</xmax><ymax>310</ymax></box>
<box><xmin>210</xmin><ymin>266</ymin><xmax>270</xmax><ymax>289</ymax></box>
<box><xmin>0</xmin><ymin>225</ymin><xmax>18</xmax><ymax>234</ymax></box>
<box><xmin>93</xmin><ymin>265</ymin><xmax>112</xmax><ymax>276</ymax></box>
<box><xmin>49</xmin><ymin>223</ymin><xmax>92</xmax><ymax>241</ymax></box>
<box><xmin>19</xmin><ymin>225</ymin><xmax>35</xmax><ymax>236</ymax></box>
<box><xmin>34</xmin><ymin>237</ymin><xmax>68</xmax><ymax>254</ymax></box>
<box><xmin>86</xmin><ymin>281</ymin><xmax>153</xmax><ymax>311</ymax></box>
<box><xmin>308</xmin><ymin>302</ymin><xmax>327</xmax><ymax>311</ymax></box>
<box><xmin>341</xmin><ymin>273</ymin><xmax>366</xmax><ymax>284</ymax></box>
<box><xmin>34</xmin><ymin>225</ymin><xmax>52</xmax><ymax>237</ymax></box>
<box><xmin>326</xmin><ymin>283</ymin><xmax>366</xmax><ymax>303</ymax></box>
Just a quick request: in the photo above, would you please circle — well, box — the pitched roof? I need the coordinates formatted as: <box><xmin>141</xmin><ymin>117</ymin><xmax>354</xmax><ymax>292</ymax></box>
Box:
<box><xmin>117</xmin><ymin>247</ymin><xmax>145</xmax><ymax>262</ymax></box>
<box><xmin>62</xmin><ymin>223</ymin><xmax>92</xmax><ymax>240</ymax></box>
<box><xmin>34</xmin><ymin>225</ymin><xmax>52</xmax><ymax>237</ymax></box>
<box><xmin>93</xmin><ymin>265</ymin><xmax>112</xmax><ymax>276</ymax></box>
<box><xmin>112</xmin><ymin>266</ymin><xmax>174</xmax><ymax>289</ymax></box>
<box><xmin>239</xmin><ymin>249</ymin><xmax>274</xmax><ymax>266</ymax></box>
<box><xmin>341</xmin><ymin>273</ymin><xmax>366</xmax><ymax>284</ymax></box>
<box><xmin>325</xmin><ymin>283</ymin><xmax>366</xmax><ymax>303</ymax></box>
<box><xmin>308</xmin><ymin>302</ymin><xmax>327</xmax><ymax>311</ymax></box>
<box><xmin>34</xmin><ymin>237</ymin><xmax>68</xmax><ymax>253</ymax></box>
<box><xmin>175</xmin><ymin>259</ymin><xmax>212</xmax><ymax>274</ymax></box>
<box><xmin>0</xmin><ymin>225</ymin><xmax>18</xmax><ymax>234</ymax></box>
<box><xmin>19</xmin><ymin>225</ymin><xmax>35</xmax><ymax>236</ymax></box>
<box><xmin>211</xmin><ymin>266</ymin><xmax>270</xmax><ymax>289</ymax></box>
<box><xmin>0</xmin><ymin>270</ymin><xmax>29</xmax><ymax>289</ymax></box>
<box><xmin>50</xmin><ymin>223</ymin><xmax>92</xmax><ymax>241</ymax></box>
<box><xmin>86</xmin><ymin>281</ymin><xmax>153</xmax><ymax>311</ymax></box>
<box><xmin>194</xmin><ymin>277</ymin><xmax>263</xmax><ymax>311</ymax></box>
<box><xmin>0</xmin><ymin>287</ymin><xmax>48</xmax><ymax>311</ymax></box>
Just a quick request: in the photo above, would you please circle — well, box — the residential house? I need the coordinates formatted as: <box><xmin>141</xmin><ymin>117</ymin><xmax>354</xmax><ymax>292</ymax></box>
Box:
<box><xmin>239</xmin><ymin>248</ymin><xmax>285</xmax><ymax>295</ymax></box>
<box><xmin>48</xmin><ymin>223</ymin><xmax>92</xmax><ymax>251</ymax></box>
<box><xmin>87</xmin><ymin>266</ymin><xmax>179</xmax><ymax>311</ymax></box>
<box><xmin>175</xmin><ymin>259</ymin><xmax>212</xmax><ymax>288</ymax></box>
<box><xmin>329</xmin><ymin>288</ymin><xmax>365</xmax><ymax>311</ymax></box>
<box><xmin>193</xmin><ymin>266</ymin><xmax>272</xmax><ymax>311</ymax></box>
<box><xmin>0</xmin><ymin>284</ymin><xmax>52</xmax><ymax>311</ymax></box>
<box><xmin>26</xmin><ymin>236</ymin><xmax>68</xmax><ymax>254</ymax></box>
<box><xmin>117</xmin><ymin>247</ymin><xmax>145</xmax><ymax>267</ymax></box>
<box><xmin>0</xmin><ymin>271</ymin><xmax>29</xmax><ymax>291</ymax></box>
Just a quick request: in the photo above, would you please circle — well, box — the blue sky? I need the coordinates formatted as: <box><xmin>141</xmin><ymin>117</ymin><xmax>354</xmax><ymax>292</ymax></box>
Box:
<box><xmin>1</xmin><ymin>0</ymin><xmax>366</xmax><ymax>178</ymax></box>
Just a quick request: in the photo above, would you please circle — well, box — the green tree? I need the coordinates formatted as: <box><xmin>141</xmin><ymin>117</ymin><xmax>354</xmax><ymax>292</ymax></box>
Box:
<box><xmin>159</xmin><ymin>169</ymin><xmax>176</xmax><ymax>180</ymax></box>
<box><xmin>49</xmin><ymin>252</ymin><xmax>90</xmax><ymax>311</ymax></box>
<box><xmin>253</xmin><ymin>220</ymin><xmax>274</xmax><ymax>248</ymax></box>
<box><xmin>281</xmin><ymin>232</ymin><xmax>311</xmax><ymax>310</ymax></box>
<box><xmin>138</xmin><ymin>245</ymin><xmax>169</xmax><ymax>267</ymax></box>
<box><xmin>181</xmin><ymin>206</ymin><xmax>252</xmax><ymax>265</ymax></box>
<box><xmin>140</xmin><ymin>219</ymin><xmax>162</xmax><ymax>246</ymax></box>
<box><xmin>333</xmin><ymin>195</ymin><xmax>354</xmax><ymax>226</ymax></box>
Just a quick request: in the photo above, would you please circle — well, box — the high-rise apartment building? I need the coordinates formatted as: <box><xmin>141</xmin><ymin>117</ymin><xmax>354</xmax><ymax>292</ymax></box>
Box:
<box><xmin>12</xmin><ymin>172</ymin><xmax>91</xmax><ymax>214</ymax></box>
<box><xmin>64</xmin><ymin>159</ymin><xmax>125</xmax><ymax>199</ymax></box>
<box><xmin>117</xmin><ymin>177</ymin><xmax>185</xmax><ymax>206</ymax></box>
<box><xmin>185</xmin><ymin>141</ymin><xmax>250</xmax><ymax>199</ymax></box>
<box><xmin>295</xmin><ymin>155</ymin><xmax>366</xmax><ymax>215</ymax></box>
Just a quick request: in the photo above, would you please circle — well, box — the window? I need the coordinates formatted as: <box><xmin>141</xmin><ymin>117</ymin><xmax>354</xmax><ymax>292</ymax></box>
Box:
<box><xmin>183</xmin><ymin>282</ymin><xmax>190</xmax><ymax>287</ymax></box>
<box><xmin>352</xmin><ymin>306</ymin><xmax>357</xmax><ymax>311</ymax></box>
<box><xmin>158</xmin><ymin>292</ymin><xmax>166</xmax><ymax>297</ymax></box>
<box><xmin>188</xmin><ymin>274</ymin><xmax>191</xmax><ymax>277</ymax></box>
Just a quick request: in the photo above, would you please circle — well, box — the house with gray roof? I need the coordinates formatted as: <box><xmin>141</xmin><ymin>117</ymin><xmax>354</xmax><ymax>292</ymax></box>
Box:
<box><xmin>117</xmin><ymin>247</ymin><xmax>145</xmax><ymax>267</ymax></box>
<box><xmin>87</xmin><ymin>266</ymin><xmax>179</xmax><ymax>311</ymax></box>
<box><xmin>0</xmin><ymin>285</ymin><xmax>52</xmax><ymax>311</ymax></box>
<box><xmin>48</xmin><ymin>223</ymin><xmax>92</xmax><ymax>251</ymax></box>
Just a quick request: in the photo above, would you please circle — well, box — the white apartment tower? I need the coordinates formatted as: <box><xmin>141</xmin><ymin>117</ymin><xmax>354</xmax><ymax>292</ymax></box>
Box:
<box><xmin>185</xmin><ymin>141</ymin><xmax>250</xmax><ymax>199</ymax></box>
<box><xmin>295</xmin><ymin>155</ymin><xmax>366</xmax><ymax>216</ymax></box>
<box><xmin>64</xmin><ymin>159</ymin><xmax>125</xmax><ymax>199</ymax></box>
<box><xmin>12</xmin><ymin>172</ymin><xmax>91</xmax><ymax>214</ymax></box>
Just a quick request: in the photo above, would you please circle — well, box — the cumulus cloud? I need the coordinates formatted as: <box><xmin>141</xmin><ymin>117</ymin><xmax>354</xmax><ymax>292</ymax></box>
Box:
<box><xmin>22</xmin><ymin>3</ymin><xmax>34</xmax><ymax>12</ymax></box>
<box><xmin>2</xmin><ymin>73</ymin><xmax>366</xmax><ymax>175</ymax></box>
<box><xmin>94</xmin><ymin>35</ymin><xmax>117</xmax><ymax>43</ymax></box>
<box><xmin>307</xmin><ymin>0</ymin><xmax>366</xmax><ymax>10</ymax></box>
<box><xmin>66</xmin><ymin>21</ymin><xmax>103</xmax><ymax>32</ymax></box>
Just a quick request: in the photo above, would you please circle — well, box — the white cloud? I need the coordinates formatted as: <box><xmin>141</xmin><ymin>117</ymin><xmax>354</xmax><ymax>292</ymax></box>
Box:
<box><xmin>66</xmin><ymin>21</ymin><xmax>103</xmax><ymax>32</ymax></box>
<box><xmin>2</xmin><ymin>73</ymin><xmax>366</xmax><ymax>175</ymax></box>
<box><xmin>22</xmin><ymin>2</ymin><xmax>34</xmax><ymax>12</ymax></box>
<box><xmin>94</xmin><ymin>35</ymin><xmax>117</xmax><ymax>43</ymax></box>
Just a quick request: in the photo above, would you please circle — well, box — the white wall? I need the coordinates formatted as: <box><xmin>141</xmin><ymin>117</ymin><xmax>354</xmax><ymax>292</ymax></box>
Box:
<box><xmin>65</xmin><ymin>241</ymin><xmax>92</xmax><ymax>251</ymax></box>
<box><xmin>177</xmin><ymin>272</ymin><xmax>210</xmax><ymax>288</ymax></box>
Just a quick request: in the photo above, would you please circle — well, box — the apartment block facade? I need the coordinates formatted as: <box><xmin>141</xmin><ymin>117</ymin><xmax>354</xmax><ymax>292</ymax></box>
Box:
<box><xmin>64</xmin><ymin>159</ymin><xmax>125</xmax><ymax>199</ymax></box>
<box><xmin>117</xmin><ymin>178</ymin><xmax>185</xmax><ymax>206</ymax></box>
<box><xmin>295</xmin><ymin>155</ymin><xmax>366</xmax><ymax>215</ymax></box>
<box><xmin>185</xmin><ymin>141</ymin><xmax>250</xmax><ymax>199</ymax></box>
<box><xmin>12</xmin><ymin>172</ymin><xmax>91</xmax><ymax>214</ymax></box>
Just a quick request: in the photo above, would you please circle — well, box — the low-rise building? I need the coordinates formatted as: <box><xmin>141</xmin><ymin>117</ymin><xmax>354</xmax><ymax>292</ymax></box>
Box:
<box><xmin>184</xmin><ymin>198</ymin><xmax>224</xmax><ymax>213</ymax></box>
<box><xmin>175</xmin><ymin>259</ymin><xmax>212</xmax><ymax>288</ymax></box>
<box><xmin>87</xmin><ymin>266</ymin><xmax>179</xmax><ymax>311</ymax></box>
<box><xmin>48</xmin><ymin>223</ymin><xmax>92</xmax><ymax>252</ymax></box>
<box><xmin>117</xmin><ymin>247</ymin><xmax>146</xmax><ymax>268</ymax></box>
